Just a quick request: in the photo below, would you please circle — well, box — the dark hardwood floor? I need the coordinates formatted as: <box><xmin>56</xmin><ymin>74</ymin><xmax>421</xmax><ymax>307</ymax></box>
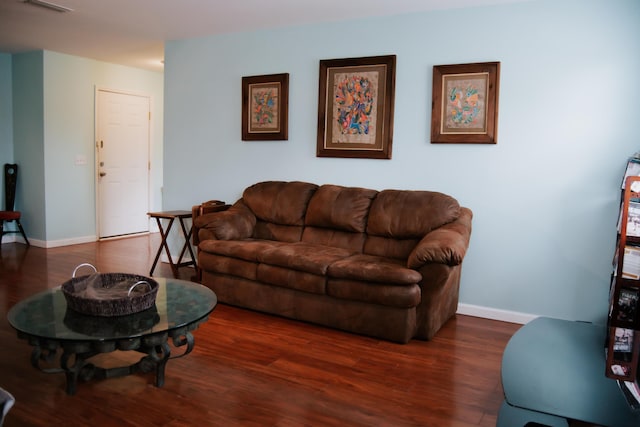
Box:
<box><xmin>0</xmin><ymin>235</ymin><xmax>520</xmax><ymax>426</ymax></box>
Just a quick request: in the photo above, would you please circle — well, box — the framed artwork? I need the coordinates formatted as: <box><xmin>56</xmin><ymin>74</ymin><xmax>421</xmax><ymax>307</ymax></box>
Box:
<box><xmin>317</xmin><ymin>55</ymin><xmax>396</xmax><ymax>159</ymax></box>
<box><xmin>242</xmin><ymin>73</ymin><xmax>289</xmax><ymax>140</ymax></box>
<box><xmin>431</xmin><ymin>61</ymin><xmax>500</xmax><ymax>144</ymax></box>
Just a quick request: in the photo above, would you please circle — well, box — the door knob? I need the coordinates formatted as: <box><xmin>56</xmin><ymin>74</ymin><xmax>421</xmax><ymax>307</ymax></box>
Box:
<box><xmin>99</xmin><ymin>172</ymin><xmax>107</xmax><ymax>177</ymax></box>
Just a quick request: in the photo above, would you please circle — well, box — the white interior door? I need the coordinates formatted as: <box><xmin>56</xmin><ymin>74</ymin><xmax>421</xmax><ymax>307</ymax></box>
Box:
<box><xmin>97</xmin><ymin>89</ymin><xmax>150</xmax><ymax>238</ymax></box>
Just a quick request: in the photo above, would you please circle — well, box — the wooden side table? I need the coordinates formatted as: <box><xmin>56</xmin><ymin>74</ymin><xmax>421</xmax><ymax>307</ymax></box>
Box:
<box><xmin>148</xmin><ymin>210</ymin><xmax>196</xmax><ymax>278</ymax></box>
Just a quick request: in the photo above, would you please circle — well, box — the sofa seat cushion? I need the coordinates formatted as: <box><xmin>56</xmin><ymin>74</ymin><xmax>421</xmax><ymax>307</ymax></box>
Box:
<box><xmin>199</xmin><ymin>253</ymin><xmax>258</xmax><ymax>281</ymax></box>
<box><xmin>327</xmin><ymin>254</ymin><xmax>422</xmax><ymax>285</ymax></box>
<box><xmin>301</xmin><ymin>227</ymin><xmax>366</xmax><ymax>253</ymax></box>
<box><xmin>257</xmin><ymin>264</ymin><xmax>326</xmax><ymax>294</ymax></box>
<box><xmin>258</xmin><ymin>242</ymin><xmax>355</xmax><ymax>275</ymax></box>
<box><xmin>199</xmin><ymin>239</ymin><xmax>286</xmax><ymax>262</ymax></box>
<box><xmin>327</xmin><ymin>279</ymin><xmax>421</xmax><ymax>308</ymax></box>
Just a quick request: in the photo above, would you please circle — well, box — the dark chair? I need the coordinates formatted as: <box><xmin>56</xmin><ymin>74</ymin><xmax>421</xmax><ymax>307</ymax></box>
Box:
<box><xmin>0</xmin><ymin>164</ymin><xmax>30</xmax><ymax>246</ymax></box>
<box><xmin>0</xmin><ymin>386</ymin><xmax>14</xmax><ymax>426</ymax></box>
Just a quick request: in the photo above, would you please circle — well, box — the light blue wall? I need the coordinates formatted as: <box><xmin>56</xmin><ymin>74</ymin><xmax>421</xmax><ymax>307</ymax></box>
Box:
<box><xmin>164</xmin><ymin>0</ymin><xmax>640</xmax><ymax>321</ymax></box>
<box><xmin>41</xmin><ymin>51</ymin><xmax>164</xmax><ymax>242</ymax></box>
<box><xmin>7</xmin><ymin>51</ymin><xmax>164</xmax><ymax>245</ymax></box>
<box><xmin>12</xmin><ymin>51</ymin><xmax>46</xmax><ymax>240</ymax></box>
<box><xmin>0</xmin><ymin>53</ymin><xmax>13</xmax><ymax>204</ymax></box>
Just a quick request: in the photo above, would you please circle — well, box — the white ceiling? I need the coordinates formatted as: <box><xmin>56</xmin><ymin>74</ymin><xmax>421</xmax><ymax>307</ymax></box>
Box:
<box><xmin>0</xmin><ymin>0</ymin><xmax>529</xmax><ymax>72</ymax></box>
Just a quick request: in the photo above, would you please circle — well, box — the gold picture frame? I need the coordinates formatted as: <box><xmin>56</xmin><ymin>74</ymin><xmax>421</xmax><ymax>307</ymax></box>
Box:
<box><xmin>317</xmin><ymin>55</ymin><xmax>396</xmax><ymax>159</ymax></box>
<box><xmin>242</xmin><ymin>73</ymin><xmax>289</xmax><ymax>141</ymax></box>
<box><xmin>431</xmin><ymin>62</ymin><xmax>500</xmax><ymax>144</ymax></box>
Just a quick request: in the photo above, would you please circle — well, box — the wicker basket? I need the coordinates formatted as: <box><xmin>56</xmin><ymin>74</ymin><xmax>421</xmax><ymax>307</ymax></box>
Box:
<box><xmin>64</xmin><ymin>305</ymin><xmax>160</xmax><ymax>336</ymax></box>
<box><xmin>61</xmin><ymin>264</ymin><xmax>159</xmax><ymax>317</ymax></box>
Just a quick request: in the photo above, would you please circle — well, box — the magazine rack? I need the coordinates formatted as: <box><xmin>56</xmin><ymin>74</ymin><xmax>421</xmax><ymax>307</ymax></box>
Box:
<box><xmin>607</xmin><ymin>172</ymin><xmax>640</xmax><ymax>382</ymax></box>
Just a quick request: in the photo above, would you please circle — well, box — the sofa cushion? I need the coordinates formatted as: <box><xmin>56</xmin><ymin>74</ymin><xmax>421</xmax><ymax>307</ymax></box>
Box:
<box><xmin>199</xmin><ymin>239</ymin><xmax>286</xmax><ymax>262</ymax></box>
<box><xmin>408</xmin><ymin>207</ymin><xmax>473</xmax><ymax>268</ymax></box>
<box><xmin>327</xmin><ymin>254</ymin><xmax>422</xmax><ymax>284</ymax></box>
<box><xmin>257</xmin><ymin>264</ymin><xmax>326</xmax><ymax>294</ymax></box>
<box><xmin>195</xmin><ymin>201</ymin><xmax>256</xmax><ymax>240</ymax></box>
<box><xmin>326</xmin><ymin>279</ymin><xmax>421</xmax><ymax>308</ymax></box>
<box><xmin>199</xmin><ymin>253</ymin><xmax>258</xmax><ymax>281</ymax></box>
<box><xmin>362</xmin><ymin>235</ymin><xmax>420</xmax><ymax>260</ymax></box>
<box><xmin>243</xmin><ymin>181</ymin><xmax>318</xmax><ymax>225</ymax></box>
<box><xmin>367</xmin><ymin>190</ymin><xmax>460</xmax><ymax>238</ymax></box>
<box><xmin>254</xmin><ymin>221</ymin><xmax>305</xmax><ymax>242</ymax></box>
<box><xmin>301</xmin><ymin>227</ymin><xmax>366</xmax><ymax>253</ymax></box>
<box><xmin>305</xmin><ymin>184</ymin><xmax>378</xmax><ymax>232</ymax></box>
<box><xmin>258</xmin><ymin>242</ymin><xmax>355</xmax><ymax>275</ymax></box>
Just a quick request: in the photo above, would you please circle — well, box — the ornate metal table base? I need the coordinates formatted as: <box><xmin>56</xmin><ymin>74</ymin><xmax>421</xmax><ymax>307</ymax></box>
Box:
<box><xmin>23</xmin><ymin>327</ymin><xmax>197</xmax><ymax>395</ymax></box>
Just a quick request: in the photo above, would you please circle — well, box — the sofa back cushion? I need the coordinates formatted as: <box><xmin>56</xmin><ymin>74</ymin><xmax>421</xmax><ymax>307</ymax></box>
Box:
<box><xmin>254</xmin><ymin>222</ymin><xmax>306</xmax><ymax>242</ymax></box>
<box><xmin>305</xmin><ymin>185</ymin><xmax>378</xmax><ymax>232</ymax></box>
<box><xmin>301</xmin><ymin>228</ymin><xmax>367</xmax><ymax>253</ymax></box>
<box><xmin>363</xmin><ymin>235</ymin><xmax>421</xmax><ymax>260</ymax></box>
<box><xmin>302</xmin><ymin>185</ymin><xmax>378</xmax><ymax>252</ymax></box>
<box><xmin>243</xmin><ymin>181</ymin><xmax>318</xmax><ymax>242</ymax></box>
<box><xmin>364</xmin><ymin>190</ymin><xmax>461</xmax><ymax>259</ymax></box>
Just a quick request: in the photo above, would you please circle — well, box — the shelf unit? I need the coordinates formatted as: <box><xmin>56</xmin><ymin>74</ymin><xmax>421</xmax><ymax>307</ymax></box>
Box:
<box><xmin>607</xmin><ymin>173</ymin><xmax>640</xmax><ymax>382</ymax></box>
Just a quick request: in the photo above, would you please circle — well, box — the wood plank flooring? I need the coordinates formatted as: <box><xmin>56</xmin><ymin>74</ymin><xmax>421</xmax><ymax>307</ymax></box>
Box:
<box><xmin>0</xmin><ymin>235</ymin><xmax>520</xmax><ymax>426</ymax></box>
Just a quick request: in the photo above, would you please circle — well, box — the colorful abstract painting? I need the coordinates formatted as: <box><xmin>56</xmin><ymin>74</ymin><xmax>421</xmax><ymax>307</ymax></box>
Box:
<box><xmin>331</xmin><ymin>71</ymin><xmax>378</xmax><ymax>144</ymax></box>
<box><xmin>249</xmin><ymin>83</ymin><xmax>280</xmax><ymax>132</ymax></box>
<box><xmin>431</xmin><ymin>62</ymin><xmax>499</xmax><ymax>144</ymax></box>
<box><xmin>242</xmin><ymin>73</ymin><xmax>288</xmax><ymax>141</ymax></box>
<box><xmin>443</xmin><ymin>73</ymin><xmax>488</xmax><ymax>133</ymax></box>
<box><xmin>317</xmin><ymin>56</ymin><xmax>395</xmax><ymax>158</ymax></box>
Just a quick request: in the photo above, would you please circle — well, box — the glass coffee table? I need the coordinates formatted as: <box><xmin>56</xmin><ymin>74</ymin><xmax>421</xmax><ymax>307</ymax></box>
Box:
<box><xmin>7</xmin><ymin>278</ymin><xmax>217</xmax><ymax>395</ymax></box>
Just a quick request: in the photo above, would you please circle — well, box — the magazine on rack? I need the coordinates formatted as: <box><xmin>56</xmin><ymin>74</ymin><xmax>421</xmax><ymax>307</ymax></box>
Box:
<box><xmin>619</xmin><ymin>379</ymin><xmax>640</xmax><ymax>409</ymax></box>
<box><xmin>622</xmin><ymin>246</ymin><xmax>640</xmax><ymax>279</ymax></box>
<box><xmin>622</xmin><ymin>158</ymin><xmax>640</xmax><ymax>190</ymax></box>
<box><xmin>627</xmin><ymin>202</ymin><xmax>640</xmax><ymax>237</ymax></box>
<box><xmin>617</xmin><ymin>288</ymin><xmax>639</xmax><ymax>323</ymax></box>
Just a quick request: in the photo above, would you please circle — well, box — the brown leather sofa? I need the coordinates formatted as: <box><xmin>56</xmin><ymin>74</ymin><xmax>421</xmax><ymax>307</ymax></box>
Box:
<box><xmin>193</xmin><ymin>181</ymin><xmax>472</xmax><ymax>343</ymax></box>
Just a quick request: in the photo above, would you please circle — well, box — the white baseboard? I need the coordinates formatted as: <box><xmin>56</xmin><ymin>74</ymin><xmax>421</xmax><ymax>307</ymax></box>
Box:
<box><xmin>457</xmin><ymin>303</ymin><xmax>538</xmax><ymax>325</ymax></box>
<box><xmin>44</xmin><ymin>235</ymin><xmax>97</xmax><ymax>248</ymax></box>
<box><xmin>1</xmin><ymin>233</ymin><xmax>98</xmax><ymax>248</ymax></box>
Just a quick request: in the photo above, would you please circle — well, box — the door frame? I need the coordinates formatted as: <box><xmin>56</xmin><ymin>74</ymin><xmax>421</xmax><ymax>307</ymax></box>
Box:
<box><xmin>94</xmin><ymin>86</ymin><xmax>153</xmax><ymax>240</ymax></box>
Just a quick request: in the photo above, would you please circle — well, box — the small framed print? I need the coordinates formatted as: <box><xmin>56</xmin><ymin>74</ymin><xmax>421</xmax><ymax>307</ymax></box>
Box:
<box><xmin>242</xmin><ymin>73</ymin><xmax>289</xmax><ymax>141</ymax></box>
<box><xmin>431</xmin><ymin>61</ymin><xmax>500</xmax><ymax>144</ymax></box>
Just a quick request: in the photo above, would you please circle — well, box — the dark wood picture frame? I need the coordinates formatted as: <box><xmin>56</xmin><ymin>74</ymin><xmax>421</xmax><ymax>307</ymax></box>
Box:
<box><xmin>242</xmin><ymin>73</ymin><xmax>289</xmax><ymax>141</ymax></box>
<box><xmin>431</xmin><ymin>61</ymin><xmax>500</xmax><ymax>144</ymax></box>
<box><xmin>317</xmin><ymin>55</ymin><xmax>396</xmax><ymax>159</ymax></box>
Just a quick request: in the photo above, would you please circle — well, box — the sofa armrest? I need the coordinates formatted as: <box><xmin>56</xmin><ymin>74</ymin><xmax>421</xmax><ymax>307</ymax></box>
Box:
<box><xmin>407</xmin><ymin>207</ymin><xmax>472</xmax><ymax>268</ymax></box>
<box><xmin>191</xmin><ymin>200</ymin><xmax>230</xmax><ymax>247</ymax></box>
<box><xmin>193</xmin><ymin>200</ymin><xmax>257</xmax><ymax>242</ymax></box>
